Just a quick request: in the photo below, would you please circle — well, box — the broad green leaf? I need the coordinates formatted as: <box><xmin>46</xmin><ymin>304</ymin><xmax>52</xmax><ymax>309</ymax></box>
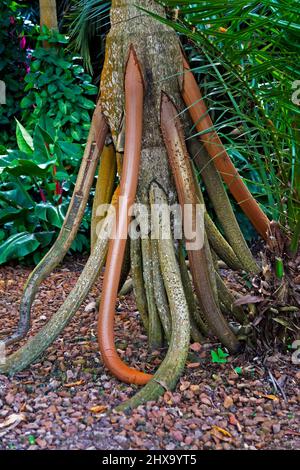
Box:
<box><xmin>0</xmin><ymin>232</ymin><xmax>40</xmax><ymax>264</ymax></box>
<box><xmin>15</xmin><ymin>119</ymin><xmax>34</xmax><ymax>154</ymax></box>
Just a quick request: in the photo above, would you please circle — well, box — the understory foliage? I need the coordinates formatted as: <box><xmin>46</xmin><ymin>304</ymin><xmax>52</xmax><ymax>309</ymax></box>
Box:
<box><xmin>0</xmin><ymin>28</ymin><xmax>97</xmax><ymax>264</ymax></box>
<box><xmin>154</xmin><ymin>0</ymin><xmax>300</xmax><ymax>248</ymax></box>
<box><xmin>68</xmin><ymin>0</ymin><xmax>300</xmax><ymax>248</ymax></box>
<box><xmin>0</xmin><ymin>0</ymin><xmax>37</xmax><ymax>148</ymax></box>
<box><xmin>0</xmin><ymin>1</ymin><xmax>298</xmax><ymax>412</ymax></box>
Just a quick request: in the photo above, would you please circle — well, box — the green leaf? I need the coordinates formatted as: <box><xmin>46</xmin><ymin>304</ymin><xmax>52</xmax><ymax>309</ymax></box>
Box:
<box><xmin>0</xmin><ymin>207</ymin><xmax>24</xmax><ymax>224</ymax></box>
<box><xmin>275</xmin><ymin>257</ymin><xmax>284</xmax><ymax>279</ymax></box>
<box><xmin>15</xmin><ymin>119</ymin><xmax>34</xmax><ymax>154</ymax></box>
<box><xmin>28</xmin><ymin>435</ymin><xmax>36</xmax><ymax>445</ymax></box>
<box><xmin>58</xmin><ymin>101</ymin><xmax>68</xmax><ymax>115</ymax></box>
<box><xmin>217</xmin><ymin>347</ymin><xmax>229</xmax><ymax>359</ymax></box>
<box><xmin>0</xmin><ymin>232</ymin><xmax>40</xmax><ymax>264</ymax></box>
<box><xmin>211</xmin><ymin>348</ymin><xmax>228</xmax><ymax>364</ymax></box>
<box><xmin>33</xmin><ymin>124</ymin><xmax>55</xmax><ymax>162</ymax></box>
<box><xmin>35</xmin><ymin>231</ymin><xmax>55</xmax><ymax>247</ymax></box>
<box><xmin>0</xmin><ymin>152</ymin><xmax>56</xmax><ymax>177</ymax></box>
<box><xmin>20</xmin><ymin>96</ymin><xmax>33</xmax><ymax>109</ymax></box>
<box><xmin>35</xmin><ymin>203</ymin><xmax>64</xmax><ymax>228</ymax></box>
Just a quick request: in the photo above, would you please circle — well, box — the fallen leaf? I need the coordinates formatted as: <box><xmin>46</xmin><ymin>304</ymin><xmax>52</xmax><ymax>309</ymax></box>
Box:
<box><xmin>187</xmin><ymin>362</ymin><xmax>200</xmax><ymax>368</ymax></box>
<box><xmin>284</xmin><ymin>430</ymin><xmax>300</xmax><ymax>436</ymax></box>
<box><xmin>179</xmin><ymin>381</ymin><xmax>191</xmax><ymax>391</ymax></box>
<box><xmin>84</xmin><ymin>301</ymin><xmax>96</xmax><ymax>313</ymax></box>
<box><xmin>64</xmin><ymin>380</ymin><xmax>84</xmax><ymax>388</ymax></box>
<box><xmin>223</xmin><ymin>396</ymin><xmax>234</xmax><ymax>409</ymax></box>
<box><xmin>0</xmin><ymin>413</ymin><xmax>26</xmax><ymax>429</ymax></box>
<box><xmin>20</xmin><ymin>403</ymin><xmax>27</xmax><ymax>412</ymax></box>
<box><xmin>212</xmin><ymin>425</ymin><xmax>232</xmax><ymax>437</ymax></box>
<box><xmin>234</xmin><ymin>295</ymin><xmax>263</xmax><ymax>306</ymax></box>
<box><xmin>262</xmin><ymin>394</ymin><xmax>279</xmax><ymax>401</ymax></box>
<box><xmin>89</xmin><ymin>405</ymin><xmax>107</xmax><ymax>414</ymax></box>
<box><xmin>229</xmin><ymin>414</ymin><xmax>242</xmax><ymax>432</ymax></box>
<box><xmin>190</xmin><ymin>343</ymin><xmax>201</xmax><ymax>352</ymax></box>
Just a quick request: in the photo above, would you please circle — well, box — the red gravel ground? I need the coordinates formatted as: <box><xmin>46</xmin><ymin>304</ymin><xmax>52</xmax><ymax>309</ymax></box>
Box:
<box><xmin>0</xmin><ymin>257</ymin><xmax>299</xmax><ymax>450</ymax></box>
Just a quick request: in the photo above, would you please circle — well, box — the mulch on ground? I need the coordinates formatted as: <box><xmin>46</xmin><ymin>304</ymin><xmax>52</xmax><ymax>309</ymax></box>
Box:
<box><xmin>0</xmin><ymin>256</ymin><xmax>299</xmax><ymax>450</ymax></box>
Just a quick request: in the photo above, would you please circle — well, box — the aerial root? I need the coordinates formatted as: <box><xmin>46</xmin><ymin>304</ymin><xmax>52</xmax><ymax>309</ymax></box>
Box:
<box><xmin>160</xmin><ymin>91</ymin><xmax>239</xmax><ymax>353</ymax></box>
<box><xmin>215</xmin><ymin>272</ymin><xmax>247</xmax><ymax>324</ymax></box>
<box><xmin>151</xmin><ymin>238</ymin><xmax>172</xmax><ymax>342</ymax></box>
<box><xmin>3</xmin><ymin>102</ymin><xmax>108</xmax><ymax>347</ymax></box>
<box><xmin>178</xmin><ymin>242</ymin><xmax>207</xmax><ymax>341</ymax></box>
<box><xmin>181</xmin><ymin>54</ymin><xmax>270</xmax><ymax>240</ymax></box>
<box><xmin>191</xmin><ymin>170</ymin><xmax>243</xmax><ymax>271</ymax></box>
<box><xmin>97</xmin><ymin>45</ymin><xmax>152</xmax><ymax>385</ymax></box>
<box><xmin>118</xmin><ymin>237</ymin><xmax>131</xmax><ymax>294</ymax></box>
<box><xmin>117</xmin><ymin>183</ymin><xmax>190</xmax><ymax>411</ymax></box>
<box><xmin>189</xmin><ymin>139</ymin><xmax>259</xmax><ymax>274</ymax></box>
<box><xmin>0</xmin><ymin>207</ymin><xmax>115</xmax><ymax>375</ymax></box>
<box><xmin>91</xmin><ymin>142</ymin><xmax>116</xmax><ymax>251</ymax></box>
<box><xmin>141</xmin><ymin>236</ymin><xmax>163</xmax><ymax>348</ymax></box>
<box><xmin>130</xmin><ymin>236</ymin><xmax>149</xmax><ymax>331</ymax></box>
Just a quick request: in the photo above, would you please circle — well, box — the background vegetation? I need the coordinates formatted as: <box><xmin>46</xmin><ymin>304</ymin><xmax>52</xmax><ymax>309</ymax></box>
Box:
<box><xmin>0</xmin><ymin>0</ymin><xmax>299</xmax><ymax>264</ymax></box>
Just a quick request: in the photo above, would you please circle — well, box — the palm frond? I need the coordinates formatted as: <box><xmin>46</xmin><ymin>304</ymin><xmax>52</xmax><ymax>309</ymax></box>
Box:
<box><xmin>68</xmin><ymin>0</ymin><xmax>111</xmax><ymax>74</ymax></box>
<box><xmin>149</xmin><ymin>0</ymin><xmax>300</xmax><ymax>234</ymax></box>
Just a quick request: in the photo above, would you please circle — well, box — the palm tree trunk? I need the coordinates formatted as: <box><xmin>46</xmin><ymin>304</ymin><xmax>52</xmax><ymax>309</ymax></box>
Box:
<box><xmin>39</xmin><ymin>0</ymin><xmax>58</xmax><ymax>31</ymax></box>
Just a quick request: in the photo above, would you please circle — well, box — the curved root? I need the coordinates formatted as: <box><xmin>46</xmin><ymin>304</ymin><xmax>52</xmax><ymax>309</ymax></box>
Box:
<box><xmin>117</xmin><ymin>183</ymin><xmax>190</xmax><ymax>411</ymax></box>
<box><xmin>91</xmin><ymin>143</ymin><xmax>116</xmax><ymax>251</ymax></box>
<box><xmin>4</xmin><ymin>104</ymin><xmax>108</xmax><ymax>346</ymax></box>
<box><xmin>189</xmin><ymin>139</ymin><xmax>259</xmax><ymax>273</ymax></box>
<box><xmin>161</xmin><ymin>92</ymin><xmax>239</xmax><ymax>353</ymax></box>
<box><xmin>97</xmin><ymin>46</ymin><xmax>152</xmax><ymax>385</ymax></box>
<box><xmin>0</xmin><ymin>208</ymin><xmax>114</xmax><ymax>375</ymax></box>
<box><xmin>181</xmin><ymin>55</ymin><xmax>270</xmax><ymax>240</ymax></box>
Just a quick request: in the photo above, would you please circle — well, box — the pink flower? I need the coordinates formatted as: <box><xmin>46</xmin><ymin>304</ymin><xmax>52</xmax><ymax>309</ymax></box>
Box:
<box><xmin>20</xmin><ymin>36</ymin><xmax>26</xmax><ymax>49</ymax></box>
<box><xmin>25</xmin><ymin>65</ymin><xmax>30</xmax><ymax>74</ymax></box>
<box><xmin>10</xmin><ymin>16</ymin><xmax>15</xmax><ymax>25</ymax></box>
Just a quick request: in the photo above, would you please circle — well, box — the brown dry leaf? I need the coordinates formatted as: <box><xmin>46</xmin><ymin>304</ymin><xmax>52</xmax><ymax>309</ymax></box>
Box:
<box><xmin>89</xmin><ymin>405</ymin><xmax>107</xmax><ymax>414</ymax></box>
<box><xmin>190</xmin><ymin>343</ymin><xmax>201</xmax><ymax>352</ymax></box>
<box><xmin>187</xmin><ymin>362</ymin><xmax>200</xmax><ymax>369</ymax></box>
<box><xmin>212</xmin><ymin>425</ymin><xmax>232</xmax><ymax>438</ymax></box>
<box><xmin>229</xmin><ymin>414</ymin><xmax>242</xmax><ymax>432</ymax></box>
<box><xmin>0</xmin><ymin>413</ymin><xmax>26</xmax><ymax>429</ymax></box>
<box><xmin>20</xmin><ymin>402</ymin><xmax>27</xmax><ymax>412</ymax></box>
<box><xmin>223</xmin><ymin>396</ymin><xmax>234</xmax><ymax>409</ymax></box>
<box><xmin>179</xmin><ymin>381</ymin><xmax>191</xmax><ymax>391</ymax></box>
<box><xmin>234</xmin><ymin>295</ymin><xmax>263</xmax><ymax>306</ymax></box>
<box><xmin>64</xmin><ymin>380</ymin><xmax>84</xmax><ymax>388</ymax></box>
<box><xmin>262</xmin><ymin>394</ymin><xmax>279</xmax><ymax>401</ymax></box>
<box><xmin>284</xmin><ymin>430</ymin><xmax>300</xmax><ymax>436</ymax></box>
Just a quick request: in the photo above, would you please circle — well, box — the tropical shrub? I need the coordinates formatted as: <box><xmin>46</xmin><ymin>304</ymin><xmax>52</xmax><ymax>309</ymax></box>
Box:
<box><xmin>0</xmin><ymin>25</ymin><xmax>98</xmax><ymax>264</ymax></box>
<box><xmin>0</xmin><ymin>116</ymin><xmax>91</xmax><ymax>265</ymax></box>
<box><xmin>21</xmin><ymin>26</ymin><xmax>98</xmax><ymax>142</ymax></box>
<box><xmin>153</xmin><ymin>0</ymin><xmax>300</xmax><ymax>245</ymax></box>
<box><xmin>0</xmin><ymin>0</ymin><xmax>37</xmax><ymax>148</ymax></box>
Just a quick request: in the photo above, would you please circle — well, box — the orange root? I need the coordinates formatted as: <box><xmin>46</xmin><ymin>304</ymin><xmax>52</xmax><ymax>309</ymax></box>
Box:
<box><xmin>181</xmin><ymin>55</ymin><xmax>270</xmax><ymax>239</ymax></box>
<box><xmin>97</xmin><ymin>46</ymin><xmax>152</xmax><ymax>385</ymax></box>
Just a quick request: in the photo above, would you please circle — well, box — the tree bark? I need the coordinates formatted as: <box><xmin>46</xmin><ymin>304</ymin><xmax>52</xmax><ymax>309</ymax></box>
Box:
<box><xmin>39</xmin><ymin>0</ymin><xmax>58</xmax><ymax>30</ymax></box>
